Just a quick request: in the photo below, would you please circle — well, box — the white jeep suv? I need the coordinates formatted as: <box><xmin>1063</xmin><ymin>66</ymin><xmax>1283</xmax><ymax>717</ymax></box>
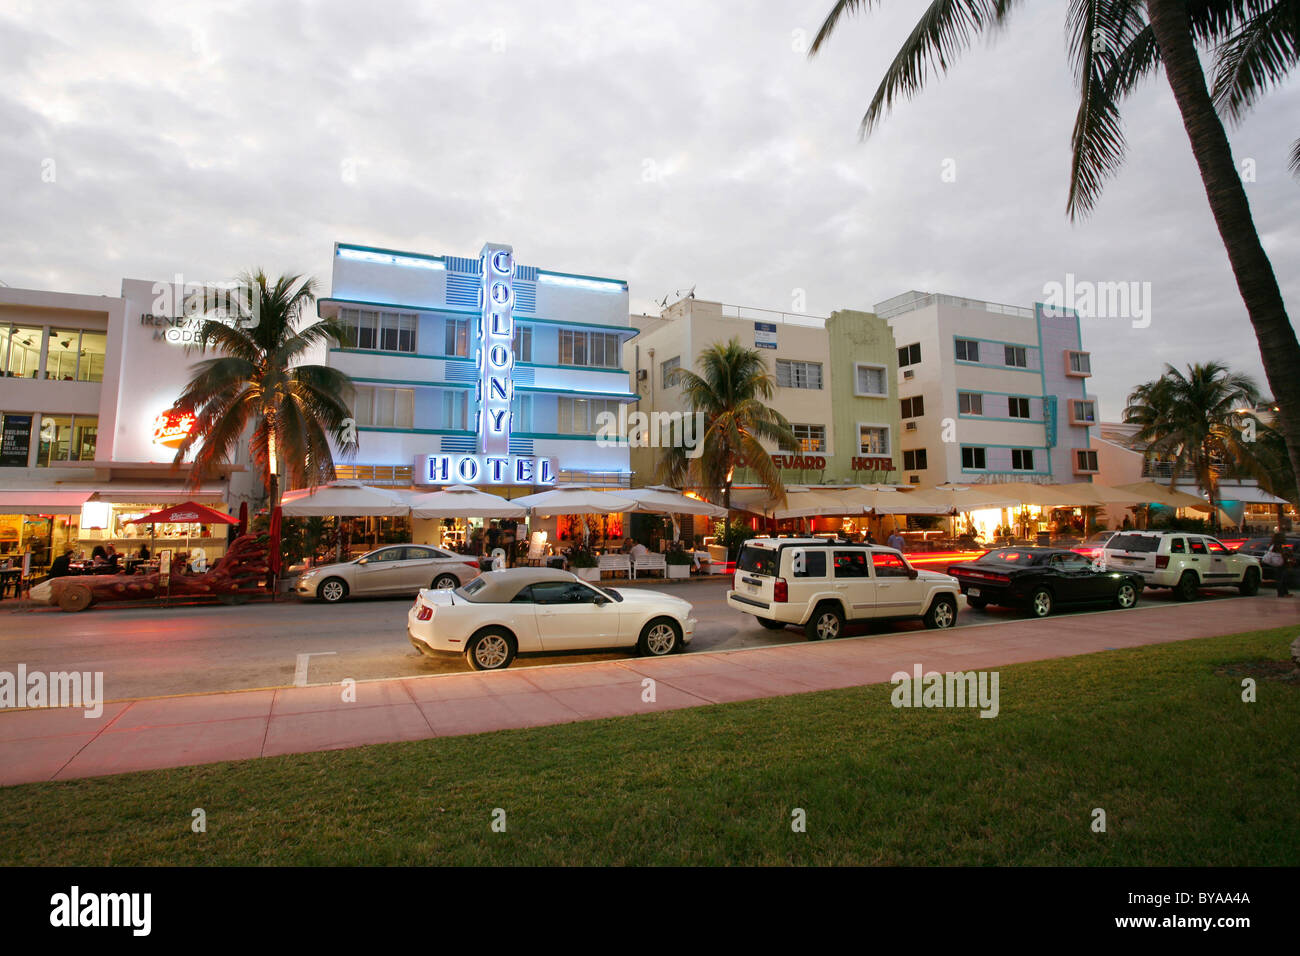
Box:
<box><xmin>726</xmin><ymin>537</ymin><xmax>962</xmax><ymax>639</ymax></box>
<box><xmin>1101</xmin><ymin>531</ymin><xmax>1262</xmax><ymax>600</ymax></box>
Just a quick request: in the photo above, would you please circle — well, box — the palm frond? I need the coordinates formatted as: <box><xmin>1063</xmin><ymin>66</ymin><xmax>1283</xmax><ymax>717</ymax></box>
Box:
<box><xmin>1211</xmin><ymin>0</ymin><xmax>1300</xmax><ymax>125</ymax></box>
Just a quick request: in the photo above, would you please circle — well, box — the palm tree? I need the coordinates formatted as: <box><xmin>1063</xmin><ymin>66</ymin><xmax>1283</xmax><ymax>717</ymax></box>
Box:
<box><xmin>658</xmin><ymin>338</ymin><xmax>799</xmax><ymax>549</ymax></box>
<box><xmin>1123</xmin><ymin>361</ymin><xmax>1265</xmax><ymax>526</ymax></box>
<box><xmin>170</xmin><ymin>271</ymin><xmax>358</xmax><ymax>511</ymax></box>
<box><xmin>810</xmin><ymin>0</ymin><xmax>1300</xmax><ymax>504</ymax></box>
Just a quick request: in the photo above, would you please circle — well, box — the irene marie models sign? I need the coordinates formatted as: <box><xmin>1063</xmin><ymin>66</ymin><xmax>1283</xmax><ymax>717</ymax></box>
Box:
<box><xmin>414</xmin><ymin>242</ymin><xmax>558</xmax><ymax>487</ymax></box>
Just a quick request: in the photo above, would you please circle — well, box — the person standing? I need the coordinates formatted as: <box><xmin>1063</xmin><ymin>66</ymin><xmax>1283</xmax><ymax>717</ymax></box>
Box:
<box><xmin>1267</xmin><ymin>532</ymin><xmax>1292</xmax><ymax>597</ymax></box>
<box><xmin>887</xmin><ymin>529</ymin><xmax>905</xmax><ymax>552</ymax></box>
<box><xmin>49</xmin><ymin>548</ymin><xmax>73</xmax><ymax>578</ymax></box>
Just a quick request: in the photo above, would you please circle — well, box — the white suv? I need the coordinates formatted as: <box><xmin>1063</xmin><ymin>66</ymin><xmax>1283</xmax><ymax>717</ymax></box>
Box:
<box><xmin>726</xmin><ymin>537</ymin><xmax>962</xmax><ymax>639</ymax></box>
<box><xmin>1101</xmin><ymin>531</ymin><xmax>1262</xmax><ymax>600</ymax></box>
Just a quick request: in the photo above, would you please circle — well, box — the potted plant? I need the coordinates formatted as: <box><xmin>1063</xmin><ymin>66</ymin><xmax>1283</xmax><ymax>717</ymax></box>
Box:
<box><xmin>665</xmin><ymin>548</ymin><xmax>692</xmax><ymax>579</ymax></box>
<box><xmin>569</xmin><ymin>547</ymin><xmax>600</xmax><ymax>582</ymax></box>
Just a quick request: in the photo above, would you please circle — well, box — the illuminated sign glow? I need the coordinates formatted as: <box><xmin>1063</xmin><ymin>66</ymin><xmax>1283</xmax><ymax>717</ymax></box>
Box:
<box><xmin>152</xmin><ymin>409</ymin><xmax>196</xmax><ymax>448</ymax></box>
<box><xmin>414</xmin><ymin>242</ymin><xmax>557</xmax><ymax>487</ymax></box>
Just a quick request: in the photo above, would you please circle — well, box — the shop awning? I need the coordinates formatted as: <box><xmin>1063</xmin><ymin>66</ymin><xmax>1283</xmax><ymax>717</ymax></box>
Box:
<box><xmin>280</xmin><ymin>482</ymin><xmax>411</xmax><ymax>516</ymax></box>
<box><xmin>1205</xmin><ymin>483</ymin><xmax>1291</xmax><ymax>506</ymax></box>
<box><xmin>410</xmin><ymin>485</ymin><xmax>527</xmax><ymax>519</ymax></box>
<box><xmin>0</xmin><ymin>490</ymin><xmax>94</xmax><ymax>515</ymax></box>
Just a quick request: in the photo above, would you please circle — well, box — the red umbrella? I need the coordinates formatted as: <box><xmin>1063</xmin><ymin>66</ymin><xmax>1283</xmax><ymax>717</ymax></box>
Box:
<box><xmin>237</xmin><ymin>501</ymin><xmax>248</xmax><ymax>536</ymax></box>
<box><xmin>135</xmin><ymin>502</ymin><xmax>238</xmax><ymax>526</ymax></box>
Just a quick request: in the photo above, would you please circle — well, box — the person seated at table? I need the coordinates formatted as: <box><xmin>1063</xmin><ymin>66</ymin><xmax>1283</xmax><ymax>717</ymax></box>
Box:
<box><xmin>49</xmin><ymin>548</ymin><xmax>74</xmax><ymax>578</ymax></box>
<box><xmin>91</xmin><ymin>544</ymin><xmax>107</xmax><ymax>563</ymax></box>
<box><xmin>104</xmin><ymin>544</ymin><xmax>121</xmax><ymax>572</ymax></box>
<box><xmin>629</xmin><ymin>539</ymin><xmax>650</xmax><ymax>560</ymax></box>
<box><xmin>137</xmin><ymin>543</ymin><xmax>151</xmax><ymax>560</ymax></box>
<box><xmin>620</xmin><ymin>537</ymin><xmax>635</xmax><ymax>553</ymax></box>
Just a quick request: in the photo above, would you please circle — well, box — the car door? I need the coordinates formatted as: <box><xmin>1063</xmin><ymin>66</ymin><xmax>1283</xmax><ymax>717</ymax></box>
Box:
<box><xmin>1186</xmin><ymin>536</ymin><xmax>1213</xmax><ymax>581</ymax></box>
<box><xmin>352</xmin><ymin>547</ymin><xmax>408</xmax><ymax>594</ymax></box>
<box><xmin>1203</xmin><ymin>537</ymin><xmax>1238</xmax><ymax>583</ymax></box>
<box><xmin>531</xmin><ymin>580</ymin><xmax>619</xmax><ymax>651</ymax></box>
<box><xmin>1047</xmin><ymin>551</ymin><xmax>1105</xmax><ymax>601</ymax></box>
<box><xmin>831</xmin><ymin>549</ymin><xmax>872</xmax><ymax>619</ymax></box>
<box><xmin>393</xmin><ymin>546</ymin><xmax>437</xmax><ymax>591</ymax></box>
<box><xmin>869</xmin><ymin>550</ymin><xmax>923</xmax><ymax>617</ymax></box>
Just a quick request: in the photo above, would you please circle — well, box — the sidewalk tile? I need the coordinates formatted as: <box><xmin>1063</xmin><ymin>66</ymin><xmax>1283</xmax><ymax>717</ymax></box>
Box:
<box><xmin>271</xmin><ymin>680</ymin><xmax>411</xmax><ymax>716</ymax></box>
<box><xmin>109</xmin><ymin>691</ymin><xmax>276</xmax><ymax>730</ymax></box>
<box><xmin>55</xmin><ymin>716</ymin><xmax>268</xmax><ymax>779</ymax></box>
<box><xmin>0</xmin><ymin>702</ymin><xmax>130</xmax><ymax>742</ymax></box>
<box><xmin>0</xmin><ymin>733</ymin><xmax>99</xmax><ymax>786</ymax></box>
<box><xmin>262</xmin><ymin>702</ymin><xmax>431</xmax><ymax>757</ymax></box>
<box><xmin>418</xmin><ymin>692</ymin><xmax>582</xmax><ymax>736</ymax></box>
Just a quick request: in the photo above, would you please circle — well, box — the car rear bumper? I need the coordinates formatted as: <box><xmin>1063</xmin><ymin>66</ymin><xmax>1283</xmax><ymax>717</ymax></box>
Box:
<box><xmin>725</xmin><ymin>590</ymin><xmax>804</xmax><ymax>623</ymax></box>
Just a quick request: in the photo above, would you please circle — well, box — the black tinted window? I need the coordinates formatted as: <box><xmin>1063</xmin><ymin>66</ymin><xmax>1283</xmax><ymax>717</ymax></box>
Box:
<box><xmin>833</xmin><ymin>551</ymin><xmax>869</xmax><ymax>577</ymax></box>
<box><xmin>737</xmin><ymin>546</ymin><xmax>778</xmax><ymax>576</ymax></box>
<box><xmin>791</xmin><ymin>550</ymin><xmax>827</xmax><ymax>578</ymax></box>
<box><xmin>1108</xmin><ymin>534</ymin><xmax>1160</xmax><ymax>553</ymax></box>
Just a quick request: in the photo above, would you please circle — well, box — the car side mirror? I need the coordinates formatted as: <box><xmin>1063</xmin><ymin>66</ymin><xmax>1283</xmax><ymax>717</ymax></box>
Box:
<box><xmin>593</xmin><ymin>596</ymin><xmax>610</xmax><ymax>606</ymax></box>
<box><xmin>907</xmin><ymin>568</ymin><xmax>919</xmax><ymax>580</ymax></box>
<box><xmin>357</xmin><ymin>558</ymin><xmax>368</xmax><ymax>565</ymax></box>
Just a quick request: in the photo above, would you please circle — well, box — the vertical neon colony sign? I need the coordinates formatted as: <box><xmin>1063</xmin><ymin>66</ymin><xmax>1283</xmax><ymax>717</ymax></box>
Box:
<box><xmin>416</xmin><ymin>242</ymin><xmax>556</xmax><ymax>486</ymax></box>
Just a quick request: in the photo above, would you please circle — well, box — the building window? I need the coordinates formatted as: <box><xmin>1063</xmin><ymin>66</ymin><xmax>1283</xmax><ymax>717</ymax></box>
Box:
<box><xmin>958</xmin><ymin>392</ymin><xmax>983</xmax><ymax>415</ymax></box>
<box><xmin>445</xmin><ymin>318</ymin><xmax>470</xmax><ymax>357</ymax></box>
<box><xmin>1075</xmin><ymin>449</ymin><xmax>1099</xmax><ymax>473</ymax></box>
<box><xmin>961</xmin><ymin>446</ymin><xmax>987</xmax><ymax>470</ymax></box>
<box><xmin>1011</xmin><ymin>448</ymin><xmax>1036</xmax><ymax>471</ymax></box>
<box><xmin>903</xmin><ymin>448</ymin><xmax>928</xmax><ymax>471</ymax></box>
<box><xmin>511</xmin><ymin>394</ymin><xmax>533</xmax><ymax>432</ymax></box>
<box><xmin>1066</xmin><ymin>350</ymin><xmax>1091</xmax><ymax>375</ymax></box>
<box><xmin>440</xmin><ymin>390</ymin><xmax>468</xmax><ymax>430</ymax></box>
<box><xmin>897</xmin><ymin>342</ymin><xmax>921</xmax><ymax>368</ymax></box>
<box><xmin>900</xmin><ymin>395</ymin><xmax>924</xmax><ymax>418</ymax></box>
<box><xmin>338</xmin><ymin>309</ymin><xmax>417</xmax><ymax>354</ymax></box>
<box><xmin>954</xmin><ymin>338</ymin><xmax>980</xmax><ymax>362</ymax></box>
<box><xmin>0</xmin><ymin>325</ymin><xmax>44</xmax><ymax>378</ymax></box>
<box><xmin>1004</xmin><ymin>345</ymin><xmax>1028</xmax><ymax>368</ymax></box>
<box><xmin>512</xmin><ymin>324</ymin><xmax>532</xmax><ymax>362</ymax></box>
<box><xmin>559</xmin><ymin>329</ymin><xmax>621</xmax><ymax>368</ymax></box>
<box><xmin>558</xmin><ymin>397</ymin><xmax>621</xmax><ymax>433</ymax></box>
<box><xmin>792</xmin><ymin>424</ymin><xmax>826</xmax><ymax>453</ymax></box>
<box><xmin>44</xmin><ymin>329</ymin><xmax>107</xmax><ymax>382</ymax></box>
<box><xmin>661</xmin><ymin>355</ymin><xmax>681</xmax><ymax>389</ymax></box>
<box><xmin>1008</xmin><ymin>396</ymin><xmax>1031</xmax><ymax>419</ymax></box>
<box><xmin>352</xmin><ymin>385</ymin><xmax>415</xmax><ymax>428</ymax></box>
<box><xmin>855</xmin><ymin>363</ymin><xmax>887</xmax><ymax>397</ymax></box>
<box><xmin>1070</xmin><ymin>399</ymin><xmax>1097</xmax><ymax>424</ymax></box>
<box><xmin>776</xmin><ymin>359</ymin><xmax>823</xmax><ymax>390</ymax></box>
<box><xmin>858</xmin><ymin>425</ymin><xmax>890</xmax><ymax>455</ymax></box>
<box><xmin>36</xmin><ymin>414</ymin><xmax>98</xmax><ymax>465</ymax></box>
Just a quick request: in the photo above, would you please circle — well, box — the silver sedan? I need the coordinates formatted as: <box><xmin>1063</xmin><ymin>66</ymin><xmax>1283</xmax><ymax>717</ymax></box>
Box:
<box><xmin>295</xmin><ymin>545</ymin><xmax>483</xmax><ymax>603</ymax></box>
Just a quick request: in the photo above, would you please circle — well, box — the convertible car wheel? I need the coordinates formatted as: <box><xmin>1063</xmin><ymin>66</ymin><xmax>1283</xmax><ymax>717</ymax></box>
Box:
<box><xmin>638</xmin><ymin>618</ymin><xmax>681</xmax><ymax>656</ymax></box>
<box><xmin>465</xmin><ymin>629</ymin><xmax>516</xmax><ymax>671</ymax></box>
<box><xmin>1115</xmin><ymin>581</ymin><xmax>1138</xmax><ymax>609</ymax></box>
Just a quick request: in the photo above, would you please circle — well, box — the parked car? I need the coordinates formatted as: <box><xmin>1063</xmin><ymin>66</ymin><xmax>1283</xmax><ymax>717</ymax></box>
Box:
<box><xmin>1100</xmin><ymin>531</ymin><xmax>1261</xmax><ymax>600</ymax></box>
<box><xmin>725</xmin><ymin>537</ymin><xmax>961</xmax><ymax>639</ymax></box>
<box><xmin>946</xmin><ymin>546</ymin><xmax>1144</xmax><ymax>618</ymax></box>
<box><xmin>1236</xmin><ymin>534</ymin><xmax>1300</xmax><ymax>582</ymax></box>
<box><xmin>407</xmin><ymin>567</ymin><xmax>696</xmax><ymax>670</ymax></box>
<box><xmin>296</xmin><ymin>544</ymin><xmax>482</xmax><ymax>603</ymax></box>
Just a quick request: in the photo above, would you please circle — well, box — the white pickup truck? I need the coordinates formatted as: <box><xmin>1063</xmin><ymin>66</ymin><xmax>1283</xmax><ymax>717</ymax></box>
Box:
<box><xmin>725</xmin><ymin>537</ymin><xmax>962</xmax><ymax>640</ymax></box>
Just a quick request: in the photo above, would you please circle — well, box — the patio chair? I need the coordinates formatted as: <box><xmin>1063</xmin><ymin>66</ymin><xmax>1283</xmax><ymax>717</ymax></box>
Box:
<box><xmin>598</xmin><ymin>553</ymin><xmax>631</xmax><ymax>579</ymax></box>
<box><xmin>632</xmin><ymin>552</ymin><xmax>666</xmax><ymax>579</ymax></box>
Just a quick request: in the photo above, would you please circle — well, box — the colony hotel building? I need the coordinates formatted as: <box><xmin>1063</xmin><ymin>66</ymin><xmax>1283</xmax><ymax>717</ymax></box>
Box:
<box><xmin>317</xmin><ymin>241</ymin><xmax>637</xmax><ymax>489</ymax></box>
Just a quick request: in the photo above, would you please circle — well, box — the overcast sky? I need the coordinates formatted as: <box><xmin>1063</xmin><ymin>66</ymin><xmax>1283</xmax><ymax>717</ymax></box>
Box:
<box><xmin>2</xmin><ymin>0</ymin><xmax>1297</xmax><ymax>417</ymax></box>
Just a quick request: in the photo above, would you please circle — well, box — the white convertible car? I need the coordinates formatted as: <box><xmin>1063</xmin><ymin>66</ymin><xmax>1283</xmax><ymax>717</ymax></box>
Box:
<box><xmin>407</xmin><ymin>567</ymin><xmax>697</xmax><ymax>671</ymax></box>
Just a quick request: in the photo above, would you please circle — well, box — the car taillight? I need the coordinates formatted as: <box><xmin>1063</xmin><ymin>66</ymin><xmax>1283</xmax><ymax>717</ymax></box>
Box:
<box><xmin>1155</xmin><ymin>555</ymin><xmax>1169</xmax><ymax>569</ymax></box>
<box><xmin>415</xmin><ymin>606</ymin><xmax>433</xmax><ymax>621</ymax></box>
<box><xmin>773</xmin><ymin>578</ymin><xmax>788</xmax><ymax>603</ymax></box>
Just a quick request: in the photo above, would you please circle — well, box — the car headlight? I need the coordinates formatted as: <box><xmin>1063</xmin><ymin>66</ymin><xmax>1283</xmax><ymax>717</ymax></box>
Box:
<box><xmin>298</xmin><ymin>570</ymin><xmax>319</xmax><ymax>582</ymax></box>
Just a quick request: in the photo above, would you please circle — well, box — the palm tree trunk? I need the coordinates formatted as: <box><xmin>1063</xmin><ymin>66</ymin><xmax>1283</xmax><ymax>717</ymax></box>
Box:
<box><xmin>1145</xmin><ymin>0</ymin><xmax>1300</xmax><ymax>505</ymax></box>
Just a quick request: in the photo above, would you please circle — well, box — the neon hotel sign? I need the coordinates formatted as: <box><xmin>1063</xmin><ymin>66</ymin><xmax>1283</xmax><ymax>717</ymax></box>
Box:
<box><xmin>414</xmin><ymin>242</ymin><xmax>557</xmax><ymax>486</ymax></box>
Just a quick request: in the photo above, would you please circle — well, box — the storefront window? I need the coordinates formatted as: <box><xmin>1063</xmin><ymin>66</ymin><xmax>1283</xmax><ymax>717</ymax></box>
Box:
<box><xmin>44</xmin><ymin>329</ymin><xmax>105</xmax><ymax>382</ymax></box>
<box><xmin>36</xmin><ymin>414</ymin><xmax>98</xmax><ymax>465</ymax></box>
<box><xmin>2</xmin><ymin>325</ymin><xmax>44</xmax><ymax>378</ymax></box>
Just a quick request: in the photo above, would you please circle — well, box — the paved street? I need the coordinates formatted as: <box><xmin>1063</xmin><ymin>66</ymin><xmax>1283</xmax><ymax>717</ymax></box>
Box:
<box><xmin>0</xmin><ymin>576</ymin><xmax>1283</xmax><ymax>702</ymax></box>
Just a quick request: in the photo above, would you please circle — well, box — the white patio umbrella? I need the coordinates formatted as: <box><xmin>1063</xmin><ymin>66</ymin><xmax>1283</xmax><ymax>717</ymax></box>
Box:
<box><xmin>409</xmin><ymin>484</ymin><xmax>527</xmax><ymax>519</ymax></box>
<box><xmin>280</xmin><ymin>481</ymin><xmax>411</xmax><ymax>517</ymax></box>
<box><xmin>622</xmin><ymin>486</ymin><xmax>727</xmax><ymax>518</ymax></box>
<box><xmin>901</xmin><ymin>484</ymin><xmax>1020</xmax><ymax>513</ymax></box>
<box><xmin>511</xmin><ymin>486</ymin><xmax>637</xmax><ymax>516</ymax></box>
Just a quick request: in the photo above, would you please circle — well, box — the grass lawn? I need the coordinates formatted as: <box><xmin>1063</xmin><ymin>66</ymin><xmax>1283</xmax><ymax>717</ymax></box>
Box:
<box><xmin>1</xmin><ymin>627</ymin><xmax>1297</xmax><ymax>866</ymax></box>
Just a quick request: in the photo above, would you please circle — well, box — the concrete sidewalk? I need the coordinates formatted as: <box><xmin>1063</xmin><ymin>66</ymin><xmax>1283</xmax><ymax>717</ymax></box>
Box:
<box><xmin>2</xmin><ymin>597</ymin><xmax>1296</xmax><ymax>787</ymax></box>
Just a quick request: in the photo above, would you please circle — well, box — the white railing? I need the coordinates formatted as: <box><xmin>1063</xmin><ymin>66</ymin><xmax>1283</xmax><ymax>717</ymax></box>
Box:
<box><xmin>720</xmin><ymin>304</ymin><xmax>826</xmax><ymax>328</ymax></box>
<box><xmin>875</xmin><ymin>292</ymin><xmax>1035</xmax><ymax>320</ymax></box>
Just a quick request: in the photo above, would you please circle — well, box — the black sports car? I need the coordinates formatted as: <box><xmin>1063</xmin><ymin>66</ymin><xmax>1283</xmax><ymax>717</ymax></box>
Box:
<box><xmin>945</xmin><ymin>547</ymin><xmax>1144</xmax><ymax>618</ymax></box>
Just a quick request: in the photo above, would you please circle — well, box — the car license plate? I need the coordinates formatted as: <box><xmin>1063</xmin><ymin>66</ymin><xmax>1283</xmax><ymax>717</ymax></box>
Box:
<box><xmin>968</xmin><ymin>587</ymin><xmax>981</xmax><ymax>598</ymax></box>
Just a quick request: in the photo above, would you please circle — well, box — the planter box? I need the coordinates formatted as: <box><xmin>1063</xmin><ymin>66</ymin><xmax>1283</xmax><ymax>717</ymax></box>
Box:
<box><xmin>575</xmin><ymin>567</ymin><xmax>601</xmax><ymax>582</ymax></box>
<box><xmin>666</xmin><ymin>564</ymin><xmax>690</xmax><ymax>579</ymax></box>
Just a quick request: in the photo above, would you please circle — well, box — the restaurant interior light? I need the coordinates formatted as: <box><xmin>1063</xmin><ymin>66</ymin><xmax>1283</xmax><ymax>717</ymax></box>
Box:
<box><xmin>79</xmin><ymin>501</ymin><xmax>111</xmax><ymax>530</ymax></box>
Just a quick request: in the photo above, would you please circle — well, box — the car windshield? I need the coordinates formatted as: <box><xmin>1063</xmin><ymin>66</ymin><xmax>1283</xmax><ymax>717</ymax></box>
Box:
<box><xmin>736</xmin><ymin>546</ymin><xmax>778</xmax><ymax>576</ymax></box>
<box><xmin>976</xmin><ymin>549</ymin><xmax>1042</xmax><ymax>566</ymax></box>
<box><xmin>1107</xmin><ymin>534</ymin><xmax>1160</xmax><ymax>553</ymax></box>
